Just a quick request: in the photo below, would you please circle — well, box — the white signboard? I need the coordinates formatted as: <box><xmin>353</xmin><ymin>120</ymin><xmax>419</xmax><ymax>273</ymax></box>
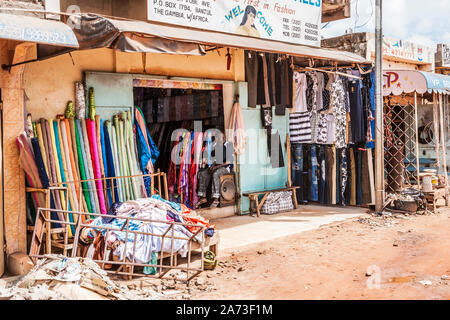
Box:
<box><xmin>382</xmin><ymin>36</ymin><xmax>434</xmax><ymax>64</ymax></box>
<box><xmin>148</xmin><ymin>0</ymin><xmax>322</xmax><ymax>47</ymax></box>
<box><xmin>438</xmin><ymin>44</ymin><xmax>450</xmax><ymax>67</ymax></box>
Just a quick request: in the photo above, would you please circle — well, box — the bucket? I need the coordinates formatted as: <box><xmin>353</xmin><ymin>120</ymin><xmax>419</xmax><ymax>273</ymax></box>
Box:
<box><xmin>422</xmin><ymin>175</ymin><xmax>433</xmax><ymax>192</ymax></box>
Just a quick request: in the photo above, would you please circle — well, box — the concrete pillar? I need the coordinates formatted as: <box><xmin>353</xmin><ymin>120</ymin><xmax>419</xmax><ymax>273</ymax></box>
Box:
<box><xmin>0</xmin><ymin>41</ymin><xmax>35</xmax><ymax>257</ymax></box>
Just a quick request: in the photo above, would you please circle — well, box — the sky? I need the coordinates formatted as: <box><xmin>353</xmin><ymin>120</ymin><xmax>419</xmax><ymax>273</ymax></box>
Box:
<box><xmin>321</xmin><ymin>0</ymin><xmax>450</xmax><ymax>50</ymax></box>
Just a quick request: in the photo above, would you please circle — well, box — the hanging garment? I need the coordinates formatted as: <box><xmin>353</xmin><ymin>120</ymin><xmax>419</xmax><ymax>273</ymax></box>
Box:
<box><xmin>260</xmin><ymin>106</ymin><xmax>275</xmax><ymax>167</ymax></box>
<box><xmin>317</xmin><ymin>145</ymin><xmax>326</xmax><ymax>204</ymax></box>
<box><xmin>163</xmin><ymin>96</ymin><xmax>170</xmax><ymax>122</ymax></box>
<box><xmin>245</xmin><ymin>50</ymin><xmax>259</xmax><ymax>108</ymax></box>
<box><xmin>361</xmin><ymin>149</ymin><xmax>371</xmax><ymax>205</ymax></box>
<box><xmin>310</xmin><ymin>144</ymin><xmax>318</xmax><ymax>202</ymax></box>
<box><xmin>348</xmin><ymin>72</ymin><xmax>366</xmax><ymax>144</ymax></box>
<box><xmin>135</xmin><ymin>106</ymin><xmax>160</xmax><ymax>173</ymax></box>
<box><xmin>261</xmin><ymin>53</ymin><xmax>272</xmax><ymax>107</ymax></box>
<box><xmin>291</xmin><ymin>143</ymin><xmax>304</xmax><ymax>202</ymax></box>
<box><xmin>331</xmin><ymin>146</ymin><xmax>337</xmax><ymax>204</ymax></box>
<box><xmin>226</xmin><ymin>100</ymin><xmax>246</xmax><ymax>155</ymax></box>
<box><xmin>175</xmin><ymin>95</ymin><xmax>182</xmax><ymax>121</ymax></box>
<box><xmin>157</xmin><ymin>97</ymin><xmax>164</xmax><ymax>123</ymax></box>
<box><xmin>309</xmin><ymin>72</ymin><xmax>321</xmax><ymax>143</ymax></box>
<box><xmin>354</xmin><ymin>146</ymin><xmax>363</xmax><ymax>205</ymax></box>
<box><xmin>275</xmin><ymin>105</ymin><xmax>285</xmax><ymax>116</ymax></box>
<box><xmin>293</xmin><ymin>72</ymin><xmax>308</xmax><ymax>113</ymax></box>
<box><xmin>211</xmin><ymin>91</ymin><xmax>219</xmax><ymax>118</ymax></box>
<box><xmin>305</xmin><ymin>72</ymin><xmax>316</xmax><ymax>112</ymax></box>
<box><xmin>349</xmin><ymin>147</ymin><xmax>357</xmax><ymax>206</ymax></box>
<box><xmin>275</xmin><ymin>55</ymin><xmax>292</xmax><ymax>109</ymax></box>
<box><xmin>199</xmin><ymin>93</ymin><xmax>207</xmax><ymax>119</ymax></box>
<box><xmin>301</xmin><ymin>144</ymin><xmax>311</xmax><ymax>201</ymax></box>
<box><xmin>289</xmin><ymin>112</ymin><xmax>312</xmax><ymax>144</ymax></box>
<box><xmin>331</xmin><ymin>76</ymin><xmax>348</xmax><ymax>149</ymax></box>
<box><xmin>315</xmin><ymin>73</ymin><xmax>324</xmax><ymax>111</ymax></box>
<box><xmin>321</xmin><ymin>73</ymin><xmax>331</xmax><ymax>111</ymax></box>
<box><xmin>168</xmin><ymin>95</ymin><xmax>175</xmax><ymax>121</ymax></box>
<box><xmin>367</xmin><ymin>148</ymin><xmax>375</xmax><ymax>205</ymax></box>
<box><xmin>256</xmin><ymin>53</ymin><xmax>268</xmax><ymax>106</ymax></box>
<box><xmin>316</xmin><ymin>113</ymin><xmax>328</xmax><ymax>144</ymax></box>
<box><xmin>366</xmin><ymin>71</ymin><xmax>376</xmax><ymax>149</ymax></box>
<box><xmin>270</xmin><ymin>130</ymin><xmax>285</xmax><ymax>168</ymax></box>
<box><xmin>338</xmin><ymin>148</ymin><xmax>348</xmax><ymax>206</ymax></box>
<box><xmin>189</xmin><ymin>132</ymin><xmax>203</xmax><ymax>207</ymax></box>
<box><xmin>267</xmin><ymin>52</ymin><xmax>278</xmax><ymax>107</ymax></box>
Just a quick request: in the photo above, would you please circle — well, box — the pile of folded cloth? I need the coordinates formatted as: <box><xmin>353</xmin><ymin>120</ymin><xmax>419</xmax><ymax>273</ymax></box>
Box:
<box><xmin>79</xmin><ymin>195</ymin><xmax>215</xmax><ymax>268</ymax></box>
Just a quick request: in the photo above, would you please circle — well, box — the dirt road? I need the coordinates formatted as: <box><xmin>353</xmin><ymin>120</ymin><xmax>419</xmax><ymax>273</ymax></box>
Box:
<box><xmin>189</xmin><ymin>208</ymin><xmax>450</xmax><ymax>300</ymax></box>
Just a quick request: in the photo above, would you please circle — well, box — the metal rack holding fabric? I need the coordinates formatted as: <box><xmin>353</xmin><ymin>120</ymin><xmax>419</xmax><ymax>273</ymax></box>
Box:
<box><xmin>28</xmin><ymin>172</ymin><xmax>218</xmax><ymax>282</ymax></box>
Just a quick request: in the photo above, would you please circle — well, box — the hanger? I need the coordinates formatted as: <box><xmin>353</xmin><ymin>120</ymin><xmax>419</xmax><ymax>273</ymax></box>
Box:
<box><xmin>304</xmin><ymin>66</ymin><xmax>363</xmax><ymax>80</ymax></box>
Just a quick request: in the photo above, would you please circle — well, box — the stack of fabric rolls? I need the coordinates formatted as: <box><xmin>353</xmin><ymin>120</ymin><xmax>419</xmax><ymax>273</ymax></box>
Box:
<box><xmin>18</xmin><ymin>84</ymin><xmax>159</xmax><ymax>230</ymax></box>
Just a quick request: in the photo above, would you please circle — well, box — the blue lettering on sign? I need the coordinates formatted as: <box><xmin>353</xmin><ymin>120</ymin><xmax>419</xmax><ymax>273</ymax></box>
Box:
<box><xmin>256</xmin><ymin>11</ymin><xmax>274</xmax><ymax>36</ymax></box>
<box><xmin>224</xmin><ymin>5</ymin><xmax>244</xmax><ymax>22</ymax></box>
<box><xmin>294</xmin><ymin>0</ymin><xmax>321</xmax><ymax>7</ymax></box>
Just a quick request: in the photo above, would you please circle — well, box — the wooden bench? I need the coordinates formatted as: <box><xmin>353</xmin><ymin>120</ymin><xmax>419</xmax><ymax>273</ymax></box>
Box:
<box><xmin>243</xmin><ymin>186</ymin><xmax>299</xmax><ymax>217</ymax></box>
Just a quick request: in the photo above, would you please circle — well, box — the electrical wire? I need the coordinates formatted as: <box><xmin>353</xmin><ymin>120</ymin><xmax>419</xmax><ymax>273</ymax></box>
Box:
<box><xmin>355</xmin><ymin>0</ymin><xmax>374</xmax><ymax>29</ymax></box>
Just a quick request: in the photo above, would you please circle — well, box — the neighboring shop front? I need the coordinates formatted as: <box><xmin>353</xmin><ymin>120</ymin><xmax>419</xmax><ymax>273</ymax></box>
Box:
<box><xmin>322</xmin><ymin>32</ymin><xmax>450</xmax><ymax>206</ymax></box>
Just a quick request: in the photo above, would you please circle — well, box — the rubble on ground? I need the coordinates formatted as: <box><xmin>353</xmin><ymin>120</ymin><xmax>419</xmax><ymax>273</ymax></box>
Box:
<box><xmin>0</xmin><ymin>255</ymin><xmax>166</xmax><ymax>300</ymax></box>
<box><xmin>356</xmin><ymin>209</ymin><xmax>430</xmax><ymax>229</ymax></box>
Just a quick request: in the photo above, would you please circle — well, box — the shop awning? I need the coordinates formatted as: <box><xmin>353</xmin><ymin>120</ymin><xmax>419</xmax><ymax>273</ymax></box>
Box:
<box><xmin>71</xmin><ymin>14</ymin><xmax>205</xmax><ymax>55</ymax></box>
<box><xmin>383</xmin><ymin>70</ymin><xmax>450</xmax><ymax>96</ymax></box>
<box><xmin>0</xmin><ymin>13</ymin><xmax>79</xmax><ymax>59</ymax></box>
<box><xmin>71</xmin><ymin>14</ymin><xmax>369</xmax><ymax>63</ymax></box>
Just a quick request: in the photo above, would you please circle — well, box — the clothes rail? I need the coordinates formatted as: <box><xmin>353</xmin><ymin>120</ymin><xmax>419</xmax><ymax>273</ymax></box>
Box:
<box><xmin>295</xmin><ymin>66</ymin><xmax>363</xmax><ymax>80</ymax></box>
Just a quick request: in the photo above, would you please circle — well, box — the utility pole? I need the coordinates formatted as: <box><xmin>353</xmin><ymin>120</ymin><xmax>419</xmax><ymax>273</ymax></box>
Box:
<box><xmin>375</xmin><ymin>0</ymin><xmax>384</xmax><ymax>214</ymax></box>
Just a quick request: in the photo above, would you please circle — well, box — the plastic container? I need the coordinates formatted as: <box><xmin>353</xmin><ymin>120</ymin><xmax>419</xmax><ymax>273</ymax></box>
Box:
<box><xmin>422</xmin><ymin>175</ymin><xmax>433</xmax><ymax>192</ymax></box>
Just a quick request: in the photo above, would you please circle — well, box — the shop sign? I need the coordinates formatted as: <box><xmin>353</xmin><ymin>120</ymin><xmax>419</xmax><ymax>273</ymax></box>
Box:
<box><xmin>381</xmin><ymin>36</ymin><xmax>433</xmax><ymax>64</ymax></box>
<box><xmin>438</xmin><ymin>44</ymin><xmax>450</xmax><ymax>67</ymax></box>
<box><xmin>147</xmin><ymin>0</ymin><xmax>322</xmax><ymax>47</ymax></box>
<box><xmin>0</xmin><ymin>13</ymin><xmax>78</xmax><ymax>47</ymax></box>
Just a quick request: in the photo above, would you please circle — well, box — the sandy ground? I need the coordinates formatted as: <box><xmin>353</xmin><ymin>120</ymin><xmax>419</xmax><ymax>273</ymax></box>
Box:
<box><xmin>187</xmin><ymin>207</ymin><xmax>450</xmax><ymax>300</ymax></box>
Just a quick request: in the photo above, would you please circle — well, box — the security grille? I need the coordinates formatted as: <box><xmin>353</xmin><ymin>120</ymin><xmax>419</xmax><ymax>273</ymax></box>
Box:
<box><xmin>384</xmin><ymin>98</ymin><xmax>419</xmax><ymax>193</ymax></box>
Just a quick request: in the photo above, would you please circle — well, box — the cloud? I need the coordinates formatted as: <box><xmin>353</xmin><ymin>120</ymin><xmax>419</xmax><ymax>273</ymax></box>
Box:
<box><xmin>322</xmin><ymin>0</ymin><xmax>450</xmax><ymax>49</ymax></box>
